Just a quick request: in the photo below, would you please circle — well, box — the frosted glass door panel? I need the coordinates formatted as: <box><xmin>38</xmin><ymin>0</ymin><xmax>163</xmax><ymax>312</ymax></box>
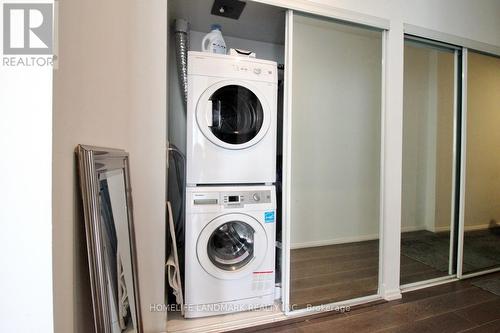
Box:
<box><xmin>289</xmin><ymin>13</ymin><xmax>382</xmax><ymax>309</ymax></box>
<box><xmin>462</xmin><ymin>52</ymin><xmax>500</xmax><ymax>274</ymax></box>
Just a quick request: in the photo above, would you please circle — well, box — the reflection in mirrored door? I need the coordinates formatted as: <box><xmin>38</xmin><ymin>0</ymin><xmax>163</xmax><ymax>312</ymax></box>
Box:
<box><xmin>288</xmin><ymin>12</ymin><xmax>382</xmax><ymax>309</ymax></box>
<box><xmin>461</xmin><ymin>51</ymin><xmax>500</xmax><ymax>275</ymax></box>
<box><xmin>400</xmin><ymin>39</ymin><xmax>458</xmax><ymax>285</ymax></box>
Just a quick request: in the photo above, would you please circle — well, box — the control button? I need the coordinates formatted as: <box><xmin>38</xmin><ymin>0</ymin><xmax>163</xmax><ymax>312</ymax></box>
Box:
<box><xmin>253</xmin><ymin>68</ymin><xmax>262</xmax><ymax>74</ymax></box>
<box><xmin>253</xmin><ymin>193</ymin><xmax>261</xmax><ymax>201</ymax></box>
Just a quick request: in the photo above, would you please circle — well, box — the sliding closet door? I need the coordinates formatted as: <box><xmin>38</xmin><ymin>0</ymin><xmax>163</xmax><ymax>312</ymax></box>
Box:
<box><xmin>288</xmin><ymin>12</ymin><xmax>382</xmax><ymax>309</ymax></box>
<box><xmin>400</xmin><ymin>39</ymin><xmax>457</xmax><ymax>285</ymax></box>
<box><xmin>461</xmin><ymin>51</ymin><xmax>500</xmax><ymax>275</ymax></box>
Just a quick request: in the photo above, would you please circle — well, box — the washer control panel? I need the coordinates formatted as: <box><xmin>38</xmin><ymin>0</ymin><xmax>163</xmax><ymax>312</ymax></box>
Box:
<box><xmin>192</xmin><ymin>190</ymin><xmax>271</xmax><ymax>208</ymax></box>
<box><xmin>222</xmin><ymin>190</ymin><xmax>271</xmax><ymax>208</ymax></box>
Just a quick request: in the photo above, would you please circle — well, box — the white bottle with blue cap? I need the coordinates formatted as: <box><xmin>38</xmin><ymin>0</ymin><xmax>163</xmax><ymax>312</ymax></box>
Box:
<box><xmin>201</xmin><ymin>24</ymin><xmax>227</xmax><ymax>55</ymax></box>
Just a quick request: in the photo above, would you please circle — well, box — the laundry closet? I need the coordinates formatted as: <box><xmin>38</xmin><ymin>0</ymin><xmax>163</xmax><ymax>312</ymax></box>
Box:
<box><xmin>165</xmin><ymin>0</ymin><xmax>391</xmax><ymax>332</ymax></box>
<box><xmin>166</xmin><ymin>1</ymin><xmax>286</xmax><ymax>331</ymax></box>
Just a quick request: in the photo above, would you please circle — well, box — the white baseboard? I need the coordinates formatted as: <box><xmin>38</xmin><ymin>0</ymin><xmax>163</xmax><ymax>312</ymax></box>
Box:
<box><xmin>425</xmin><ymin>225</ymin><xmax>450</xmax><ymax>233</ymax></box>
<box><xmin>291</xmin><ymin>226</ymin><xmax>426</xmax><ymax>249</ymax></box>
<box><xmin>426</xmin><ymin>223</ymin><xmax>491</xmax><ymax>233</ymax></box>
<box><xmin>291</xmin><ymin>233</ymin><xmax>380</xmax><ymax>249</ymax></box>
<box><xmin>464</xmin><ymin>223</ymin><xmax>492</xmax><ymax>231</ymax></box>
<box><xmin>401</xmin><ymin>225</ymin><xmax>426</xmax><ymax>233</ymax></box>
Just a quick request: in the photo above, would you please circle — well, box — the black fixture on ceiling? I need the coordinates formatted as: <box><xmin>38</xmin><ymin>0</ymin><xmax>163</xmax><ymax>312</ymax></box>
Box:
<box><xmin>211</xmin><ymin>0</ymin><xmax>246</xmax><ymax>20</ymax></box>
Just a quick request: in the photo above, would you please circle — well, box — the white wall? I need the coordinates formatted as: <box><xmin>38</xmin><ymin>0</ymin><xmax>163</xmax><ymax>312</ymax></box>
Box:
<box><xmin>53</xmin><ymin>0</ymin><xmax>167</xmax><ymax>332</ymax></box>
<box><xmin>0</xmin><ymin>1</ymin><xmax>54</xmax><ymax>330</ymax></box>
<box><xmin>129</xmin><ymin>1</ymin><xmax>168</xmax><ymax>331</ymax></box>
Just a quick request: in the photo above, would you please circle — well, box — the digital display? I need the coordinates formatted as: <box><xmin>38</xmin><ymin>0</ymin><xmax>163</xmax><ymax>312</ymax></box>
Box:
<box><xmin>228</xmin><ymin>195</ymin><xmax>239</xmax><ymax>202</ymax></box>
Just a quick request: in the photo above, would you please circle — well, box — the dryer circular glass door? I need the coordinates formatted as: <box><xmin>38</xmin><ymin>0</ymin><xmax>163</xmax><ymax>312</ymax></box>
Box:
<box><xmin>196</xmin><ymin>80</ymin><xmax>271</xmax><ymax>150</ymax></box>
<box><xmin>197</xmin><ymin>213</ymin><xmax>268</xmax><ymax>280</ymax></box>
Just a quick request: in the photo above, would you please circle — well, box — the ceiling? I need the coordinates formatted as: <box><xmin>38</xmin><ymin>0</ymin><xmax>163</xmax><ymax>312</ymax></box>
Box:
<box><xmin>169</xmin><ymin>0</ymin><xmax>286</xmax><ymax>45</ymax></box>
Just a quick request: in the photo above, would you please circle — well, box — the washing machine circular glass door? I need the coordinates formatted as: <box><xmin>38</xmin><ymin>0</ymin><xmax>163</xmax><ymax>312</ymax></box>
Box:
<box><xmin>197</xmin><ymin>213</ymin><xmax>268</xmax><ymax>279</ymax></box>
<box><xmin>196</xmin><ymin>80</ymin><xmax>271</xmax><ymax>150</ymax></box>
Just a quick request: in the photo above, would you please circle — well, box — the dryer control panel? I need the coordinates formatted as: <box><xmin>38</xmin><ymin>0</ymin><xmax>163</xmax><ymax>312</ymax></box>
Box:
<box><xmin>188</xmin><ymin>51</ymin><xmax>277</xmax><ymax>84</ymax></box>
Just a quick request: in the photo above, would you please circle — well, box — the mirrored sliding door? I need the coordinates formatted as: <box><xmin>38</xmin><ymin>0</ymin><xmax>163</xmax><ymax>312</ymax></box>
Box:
<box><xmin>461</xmin><ymin>51</ymin><xmax>500</xmax><ymax>275</ymax></box>
<box><xmin>400</xmin><ymin>38</ymin><xmax>458</xmax><ymax>285</ymax></box>
<box><xmin>287</xmin><ymin>12</ymin><xmax>383</xmax><ymax>309</ymax></box>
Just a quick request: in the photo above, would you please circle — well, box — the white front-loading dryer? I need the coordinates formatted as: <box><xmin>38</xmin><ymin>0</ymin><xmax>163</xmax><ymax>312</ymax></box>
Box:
<box><xmin>184</xmin><ymin>185</ymin><xmax>276</xmax><ymax>318</ymax></box>
<box><xmin>186</xmin><ymin>51</ymin><xmax>277</xmax><ymax>185</ymax></box>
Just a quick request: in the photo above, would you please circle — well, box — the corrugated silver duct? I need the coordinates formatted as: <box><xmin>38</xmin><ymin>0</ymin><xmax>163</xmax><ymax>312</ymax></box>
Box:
<box><xmin>174</xmin><ymin>19</ymin><xmax>189</xmax><ymax>109</ymax></box>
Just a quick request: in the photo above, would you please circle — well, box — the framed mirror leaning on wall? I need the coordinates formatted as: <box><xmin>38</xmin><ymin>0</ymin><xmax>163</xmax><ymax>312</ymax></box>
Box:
<box><xmin>76</xmin><ymin>145</ymin><xmax>143</xmax><ymax>333</ymax></box>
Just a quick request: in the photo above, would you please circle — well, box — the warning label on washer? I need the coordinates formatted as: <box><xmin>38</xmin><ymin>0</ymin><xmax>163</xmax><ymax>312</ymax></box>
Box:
<box><xmin>264</xmin><ymin>211</ymin><xmax>275</xmax><ymax>223</ymax></box>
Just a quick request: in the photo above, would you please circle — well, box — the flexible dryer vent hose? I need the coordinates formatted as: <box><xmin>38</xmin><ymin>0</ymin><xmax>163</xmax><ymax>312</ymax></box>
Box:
<box><xmin>174</xmin><ymin>19</ymin><xmax>189</xmax><ymax>109</ymax></box>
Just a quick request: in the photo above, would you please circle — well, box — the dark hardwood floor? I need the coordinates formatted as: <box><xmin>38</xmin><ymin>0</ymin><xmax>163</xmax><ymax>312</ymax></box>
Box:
<box><xmin>290</xmin><ymin>237</ymin><xmax>446</xmax><ymax>308</ymax></box>
<box><xmin>236</xmin><ymin>272</ymin><xmax>500</xmax><ymax>333</ymax></box>
<box><xmin>290</xmin><ymin>240</ymin><xmax>379</xmax><ymax>308</ymax></box>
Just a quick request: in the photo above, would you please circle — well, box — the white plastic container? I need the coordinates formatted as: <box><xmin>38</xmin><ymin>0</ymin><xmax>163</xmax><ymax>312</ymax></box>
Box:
<box><xmin>201</xmin><ymin>24</ymin><xmax>227</xmax><ymax>54</ymax></box>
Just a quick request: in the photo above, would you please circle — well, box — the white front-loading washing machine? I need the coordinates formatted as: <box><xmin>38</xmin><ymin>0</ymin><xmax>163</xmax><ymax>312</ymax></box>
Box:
<box><xmin>186</xmin><ymin>51</ymin><xmax>277</xmax><ymax>185</ymax></box>
<box><xmin>184</xmin><ymin>185</ymin><xmax>276</xmax><ymax>318</ymax></box>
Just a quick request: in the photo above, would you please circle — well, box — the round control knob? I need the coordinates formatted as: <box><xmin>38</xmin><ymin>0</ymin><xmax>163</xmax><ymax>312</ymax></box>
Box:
<box><xmin>252</xmin><ymin>193</ymin><xmax>260</xmax><ymax>201</ymax></box>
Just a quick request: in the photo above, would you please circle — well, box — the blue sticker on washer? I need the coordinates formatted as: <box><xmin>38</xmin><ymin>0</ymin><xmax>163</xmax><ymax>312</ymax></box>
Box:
<box><xmin>264</xmin><ymin>211</ymin><xmax>275</xmax><ymax>223</ymax></box>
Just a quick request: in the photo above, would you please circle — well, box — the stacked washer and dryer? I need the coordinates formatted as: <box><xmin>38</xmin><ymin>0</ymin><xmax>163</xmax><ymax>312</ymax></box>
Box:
<box><xmin>184</xmin><ymin>51</ymin><xmax>278</xmax><ymax>318</ymax></box>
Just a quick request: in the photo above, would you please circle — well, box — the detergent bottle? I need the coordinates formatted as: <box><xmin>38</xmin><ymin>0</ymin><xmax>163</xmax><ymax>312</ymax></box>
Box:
<box><xmin>201</xmin><ymin>24</ymin><xmax>227</xmax><ymax>54</ymax></box>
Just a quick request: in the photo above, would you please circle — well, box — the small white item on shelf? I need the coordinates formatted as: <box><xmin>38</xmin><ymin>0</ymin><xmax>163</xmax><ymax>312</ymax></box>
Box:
<box><xmin>229</xmin><ymin>48</ymin><xmax>256</xmax><ymax>58</ymax></box>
